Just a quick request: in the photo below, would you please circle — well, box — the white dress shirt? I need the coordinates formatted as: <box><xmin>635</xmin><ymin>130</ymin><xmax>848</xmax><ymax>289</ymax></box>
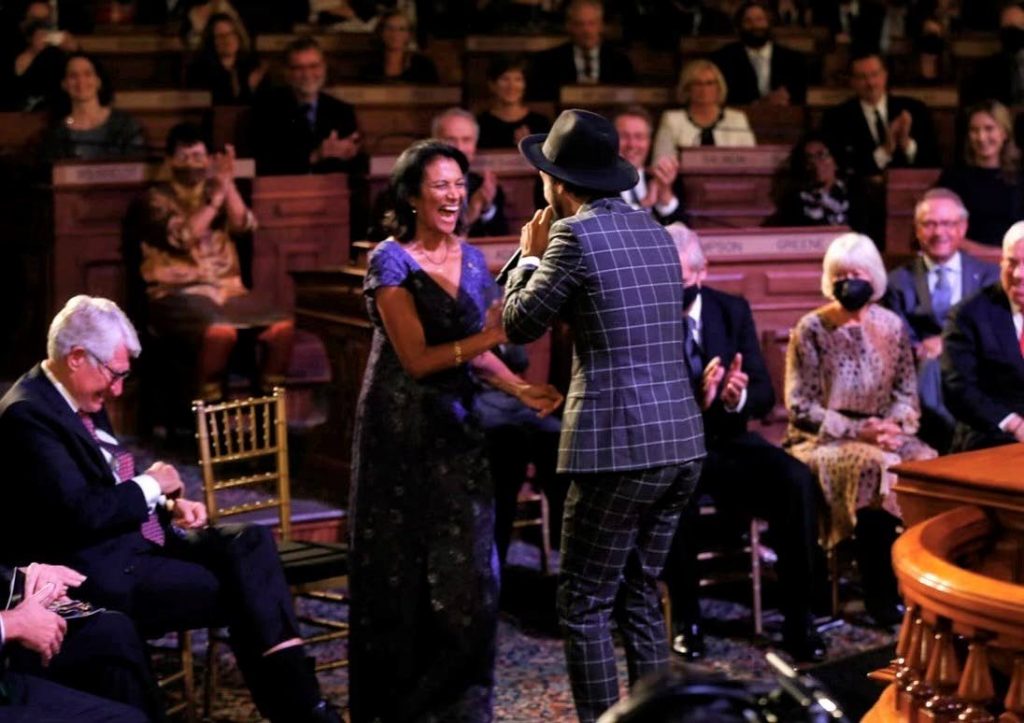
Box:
<box><xmin>40</xmin><ymin>361</ymin><xmax>163</xmax><ymax>512</ymax></box>
<box><xmin>572</xmin><ymin>45</ymin><xmax>600</xmax><ymax>84</ymax></box>
<box><xmin>745</xmin><ymin>42</ymin><xmax>773</xmax><ymax>98</ymax></box>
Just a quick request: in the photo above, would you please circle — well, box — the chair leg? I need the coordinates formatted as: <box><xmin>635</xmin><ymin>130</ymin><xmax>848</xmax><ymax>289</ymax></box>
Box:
<box><xmin>203</xmin><ymin>630</ymin><xmax>220</xmax><ymax>721</ymax></box>
<box><xmin>539</xmin><ymin>489</ymin><xmax>553</xmax><ymax>575</ymax></box>
<box><xmin>750</xmin><ymin>518</ymin><xmax>763</xmax><ymax>636</ymax></box>
<box><xmin>828</xmin><ymin>547</ymin><xmax>840</xmax><ymax>618</ymax></box>
<box><xmin>658</xmin><ymin>580</ymin><xmax>672</xmax><ymax>647</ymax></box>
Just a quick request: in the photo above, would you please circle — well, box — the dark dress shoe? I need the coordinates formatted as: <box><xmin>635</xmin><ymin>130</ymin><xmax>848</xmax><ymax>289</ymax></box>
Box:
<box><xmin>671</xmin><ymin>621</ymin><xmax>706</xmax><ymax>661</ymax></box>
<box><xmin>780</xmin><ymin>628</ymin><xmax>828</xmax><ymax>664</ymax></box>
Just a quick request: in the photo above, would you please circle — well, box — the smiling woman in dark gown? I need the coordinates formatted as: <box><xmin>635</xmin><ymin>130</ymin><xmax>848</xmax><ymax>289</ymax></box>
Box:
<box><xmin>348</xmin><ymin>139</ymin><xmax>562</xmax><ymax>723</ymax></box>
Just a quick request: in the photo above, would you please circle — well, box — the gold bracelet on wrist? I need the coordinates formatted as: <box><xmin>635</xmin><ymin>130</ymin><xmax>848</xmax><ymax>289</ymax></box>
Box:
<box><xmin>453</xmin><ymin>341</ymin><xmax>464</xmax><ymax>365</ymax></box>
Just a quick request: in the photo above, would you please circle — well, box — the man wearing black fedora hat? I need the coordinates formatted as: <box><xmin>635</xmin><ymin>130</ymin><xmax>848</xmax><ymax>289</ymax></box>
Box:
<box><xmin>501</xmin><ymin>108</ymin><xmax>706</xmax><ymax>723</ymax></box>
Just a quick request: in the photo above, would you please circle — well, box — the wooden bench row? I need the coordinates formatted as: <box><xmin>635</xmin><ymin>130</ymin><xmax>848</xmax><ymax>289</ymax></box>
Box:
<box><xmin>0</xmin><ymin>83</ymin><xmax>965</xmax><ymax>164</ymax></box>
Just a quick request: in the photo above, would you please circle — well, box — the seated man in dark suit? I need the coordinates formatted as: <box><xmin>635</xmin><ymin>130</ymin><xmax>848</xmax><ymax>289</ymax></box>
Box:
<box><xmin>942</xmin><ymin>221</ymin><xmax>1024</xmax><ymax>452</ymax></box>
<box><xmin>613</xmin><ymin>105</ymin><xmax>687</xmax><ymax>226</ymax></box>
<box><xmin>1</xmin><ymin>563</ymin><xmax>156</xmax><ymax>721</ymax></box>
<box><xmin>252</xmin><ymin>35</ymin><xmax>367</xmax><ymax>177</ymax></box>
<box><xmin>661</xmin><ymin>224</ymin><xmax>826</xmax><ymax>664</ymax></box>
<box><xmin>710</xmin><ymin>1</ymin><xmax>808</xmax><ymax>106</ymax></box>
<box><xmin>0</xmin><ymin>295</ymin><xmax>341</xmax><ymax>723</ymax></box>
<box><xmin>527</xmin><ymin>0</ymin><xmax>636</xmax><ymax>101</ymax></box>
<box><xmin>884</xmin><ymin>188</ymin><xmax>999</xmax><ymax>452</ymax></box>
<box><xmin>432</xmin><ymin>107</ymin><xmax>509</xmax><ymax>237</ymax></box>
<box><xmin>820</xmin><ymin>50</ymin><xmax>940</xmax><ymax>179</ymax></box>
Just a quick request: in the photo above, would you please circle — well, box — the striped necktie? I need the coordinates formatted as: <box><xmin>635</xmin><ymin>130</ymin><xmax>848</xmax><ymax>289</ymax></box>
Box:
<box><xmin>78</xmin><ymin>412</ymin><xmax>166</xmax><ymax>546</ymax></box>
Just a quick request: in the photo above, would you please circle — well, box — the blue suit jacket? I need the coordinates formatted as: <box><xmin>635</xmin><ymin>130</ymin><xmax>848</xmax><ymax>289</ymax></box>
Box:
<box><xmin>941</xmin><ymin>283</ymin><xmax>1024</xmax><ymax>452</ymax></box>
<box><xmin>0</xmin><ymin>365</ymin><xmax>153</xmax><ymax>607</ymax></box>
<box><xmin>503</xmin><ymin>197</ymin><xmax>705</xmax><ymax>473</ymax></box>
<box><xmin>884</xmin><ymin>251</ymin><xmax>999</xmax><ymax>344</ymax></box>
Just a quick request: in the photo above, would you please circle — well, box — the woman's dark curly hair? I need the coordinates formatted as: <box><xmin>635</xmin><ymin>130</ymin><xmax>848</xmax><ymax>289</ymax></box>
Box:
<box><xmin>197</xmin><ymin>12</ymin><xmax>252</xmax><ymax>63</ymax></box>
<box><xmin>383</xmin><ymin>139</ymin><xmax>470</xmax><ymax>242</ymax></box>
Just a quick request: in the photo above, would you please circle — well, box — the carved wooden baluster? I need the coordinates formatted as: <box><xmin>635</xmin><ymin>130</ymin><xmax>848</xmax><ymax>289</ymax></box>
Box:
<box><xmin>1000</xmin><ymin>654</ymin><xmax>1024</xmax><ymax>723</ymax></box>
<box><xmin>209</xmin><ymin>409</ymin><xmax>222</xmax><ymax>459</ymax></box>
<box><xmin>888</xmin><ymin>605</ymin><xmax>920</xmax><ymax>714</ymax></box>
<box><xmin>920</xmin><ymin>621</ymin><xmax>963</xmax><ymax>722</ymax></box>
<box><xmin>906</xmin><ymin>617</ymin><xmax>937</xmax><ymax>719</ymax></box>
<box><xmin>957</xmin><ymin>639</ymin><xmax>996</xmax><ymax>723</ymax></box>
<box><xmin>898</xmin><ymin>616</ymin><xmax>931</xmax><ymax>719</ymax></box>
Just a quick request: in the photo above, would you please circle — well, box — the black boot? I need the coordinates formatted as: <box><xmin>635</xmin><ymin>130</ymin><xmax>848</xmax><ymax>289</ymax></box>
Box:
<box><xmin>257</xmin><ymin>646</ymin><xmax>338</xmax><ymax>723</ymax></box>
<box><xmin>853</xmin><ymin>508</ymin><xmax>904</xmax><ymax>627</ymax></box>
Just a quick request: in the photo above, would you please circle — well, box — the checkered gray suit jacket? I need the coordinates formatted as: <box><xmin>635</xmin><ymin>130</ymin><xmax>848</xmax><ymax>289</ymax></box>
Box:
<box><xmin>503</xmin><ymin>197</ymin><xmax>705</xmax><ymax>474</ymax></box>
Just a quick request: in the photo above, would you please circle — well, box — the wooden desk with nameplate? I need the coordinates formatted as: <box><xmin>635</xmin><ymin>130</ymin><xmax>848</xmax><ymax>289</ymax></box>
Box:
<box><xmin>678</xmin><ymin>145</ymin><xmax>789</xmax><ymax>229</ymax></box>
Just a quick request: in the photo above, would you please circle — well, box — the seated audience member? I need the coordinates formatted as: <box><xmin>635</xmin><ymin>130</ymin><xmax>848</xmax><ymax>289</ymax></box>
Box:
<box><xmin>358</xmin><ymin>10</ymin><xmax>439</xmax><ymax>84</ymax></box>
<box><xmin>1</xmin><ymin>563</ymin><xmax>160</xmax><ymax>721</ymax></box>
<box><xmin>710</xmin><ymin>1</ymin><xmax>808</xmax><ymax>106</ymax></box>
<box><xmin>308</xmin><ymin>0</ymin><xmax>378</xmax><ymax>29</ymax></box>
<box><xmin>0</xmin><ymin>295</ymin><xmax>341</xmax><ymax>723</ymax></box>
<box><xmin>252</xmin><ymin>36</ymin><xmax>366</xmax><ymax>176</ymax></box>
<box><xmin>813</xmin><ymin>0</ymin><xmax>886</xmax><ymax>52</ymax></box>
<box><xmin>820</xmin><ymin>51</ymin><xmax>940</xmax><ymax>179</ymax></box>
<box><xmin>186</xmin><ymin>11</ymin><xmax>266</xmax><ymax>105</ymax></box>
<box><xmin>942</xmin><ymin>221</ymin><xmax>1024</xmax><ymax>452</ymax></box>
<box><xmin>127</xmin><ymin>122</ymin><xmax>293</xmax><ymax>402</ymax></box>
<box><xmin>666</xmin><ymin>0</ymin><xmax>734</xmax><ymax>38</ymax></box>
<box><xmin>961</xmin><ymin>2</ymin><xmax>1024</xmax><ymax>107</ymax></box>
<box><xmin>936</xmin><ymin>100</ymin><xmax>1024</xmax><ymax>248</ymax></box>
<box><xmin>1</xmin><ymin>1</ymin><xmax>77</xmax><ymax>111</ymax></box>
<box><xmin>527</xmin><ymin>0</ymin><xmax>636</xmax><ymax>101</ymax></box>
<box><xmin>476</xmin><ymin>54</ymin><xmax>551</xmax><ymax>150</ymax></box>
<box><xmin>652</xmin><ymin>59</ymin><xmax>757</xmax><ymax>161</ymax></box>
<box><xmin>785</xmin><ymin>233</ymin><xmax>936</xmax><ymax>627</ymax></box>
<box><xmin>433</xmin><ymin>107</ymin><xmax>509</xmax><ymax>237</ymax></box>
<box><xmin>41</xmin><ymin>52</ymin><xmax>146</xmax><ymax>161</ymax></box>
<box><xmin>475</xmin><ymin>343</ymin><xmax>563</xmax><ymax>568</ymax></box>
<box><xmin>884</xmin><ymin>189</ymin><xmax>999</xmax><ymax>453</ymax></box>
<box><xmin>662</xmin><ymin>224</ymin><xmax>826</xmax><ymax>664</ymax></box>
<box><xmin>613</xmin><ymin>105</ymin><xmax>686</xmax><ymax>225</ymax></box>
<box><xmin>766</xmin><ymin>133</ymin><xmax>864</xmax><ymax>230</ymax></box>
<box><xmin>181</xmin><ymin>0</ymin><xmax>244</xmax><ymax>50</ymax></box>
<box><xmin>908</xmin><ymin>16</ymin><xmax>953</xmax><ymax>85</ymax></box>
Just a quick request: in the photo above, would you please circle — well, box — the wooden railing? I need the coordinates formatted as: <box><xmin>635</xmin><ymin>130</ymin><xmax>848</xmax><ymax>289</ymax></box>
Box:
<box><xmin>866</xmin><ymin>444</ymin><xmax>1024</xmax><ymax>722</ymax></box>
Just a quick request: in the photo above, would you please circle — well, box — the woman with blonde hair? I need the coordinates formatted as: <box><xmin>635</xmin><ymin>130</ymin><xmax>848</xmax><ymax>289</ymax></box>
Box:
<box><xmin>784</xmin><ymin>233</ymin><xmax>935</xmax><ymax>627</ymax></box>
<box><xmin>652</xmin><ymin>58</ymin><xmax>755</xmax><ymax>161</ymax></box>
<box><xmin>936</xmin><ymin>99</ymin><xmax>1024</xmax><ymax>246</ymax></box>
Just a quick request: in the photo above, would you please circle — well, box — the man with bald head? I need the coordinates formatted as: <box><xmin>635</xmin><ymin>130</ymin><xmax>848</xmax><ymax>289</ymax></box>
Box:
<box><xmin>884</xmin><ymin>188</ymin><xmax>999</xmax><ymax>451</ymax></box>
<box><xmin>942</xmin><ymin>221</ymin><xmax>1024</xmax><ymax>451</ymax></box>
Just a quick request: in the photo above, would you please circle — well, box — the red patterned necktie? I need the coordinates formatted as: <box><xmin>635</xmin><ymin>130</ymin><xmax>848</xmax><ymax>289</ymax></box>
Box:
<box><xmin>78</xmin><ymin>411</ymin><xmax>166</xmax><ymax>546</ymax></box>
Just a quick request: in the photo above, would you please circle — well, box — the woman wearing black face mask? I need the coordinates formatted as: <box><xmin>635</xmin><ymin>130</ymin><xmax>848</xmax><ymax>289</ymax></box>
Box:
<box><xmin>783</xmin><ymin>233</ymin><xmax>935</xmax><ymax>627</ymax></box>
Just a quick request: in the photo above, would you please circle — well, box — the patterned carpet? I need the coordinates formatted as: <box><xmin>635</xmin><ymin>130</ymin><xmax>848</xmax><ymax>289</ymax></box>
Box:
<box><xmin>152</xmin><ymin>541</ymin><xmax>896</xmax><ymax>722</ymax></box>
<box><xmin>133</xmin><ymin>439</ymin><xmax>895</xmax><ymax>721</ymax></box>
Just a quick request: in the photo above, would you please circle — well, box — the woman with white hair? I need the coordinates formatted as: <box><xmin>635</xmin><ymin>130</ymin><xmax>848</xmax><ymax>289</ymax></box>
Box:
<box><xmin>783</xmin><ymin>233</ymin><xmax>935</xmax><ymax>627</ymax></box>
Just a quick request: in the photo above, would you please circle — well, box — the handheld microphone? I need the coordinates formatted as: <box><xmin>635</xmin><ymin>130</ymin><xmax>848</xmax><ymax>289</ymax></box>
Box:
<box><xmin>494</xmin><ymin>248</ymin><xmax>522</xmax><ymax>286</ymax></box>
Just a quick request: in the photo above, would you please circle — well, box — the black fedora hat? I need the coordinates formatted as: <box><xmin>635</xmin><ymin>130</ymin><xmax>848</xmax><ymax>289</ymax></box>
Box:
<box><xmin>519</xmin><ymin>108</ymin><xmax>638</xmax><ymax>193</ymax></box>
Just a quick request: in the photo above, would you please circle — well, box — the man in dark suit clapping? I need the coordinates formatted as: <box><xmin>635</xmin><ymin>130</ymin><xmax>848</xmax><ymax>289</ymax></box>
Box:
<box><xmin>820</xmin><ymin>50</ymin><xmax>940</xmax><ymax>179</ymax></box>
<box><xmin>503</xmin><ymin>109</ymin><xmax>705</xmax><ymax>723</ymax></box>
<box><xmin>613</xmin><ymin>105</ymin><xmax>686</xmax><ymax>226</ymax></box>
<box><xmin>661</xmin><ymin>223</ymin><xmax>826</xmax><ymax>665</ymax></box>
<box><xmin>942</xmin><ymin>221</ymin><xmax>1024</xmax><ymax>451</ymax></box>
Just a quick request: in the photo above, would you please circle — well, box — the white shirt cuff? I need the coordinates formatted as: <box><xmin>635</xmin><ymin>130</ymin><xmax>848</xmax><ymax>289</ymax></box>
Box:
<box><xmin>724</xmin><ymin>387</ymin><xmax>748</xmax><ymax>413</ymax></box>
<box><xmin>903</xmin><ymin>137</ymin><xmax>918</xmax><ymax>163</ymax></box>
<box><xmin>873</xmin><ymin>145</ymin><xmax>892</xmax><ymax>170</ymax></box>
<box><xmin>999</xmin><ymin>413</ymin><xmax>1021</xmax><ymax>433</ymax></box>
<box><xmin>479</xmin><ymin>203</ymin><xmax>497</xmax><ymax>223</ymax></box>
<box><xmin>517</xmin><ymin>255</ymin><xmax>541</xmax><ymax>269</ymax></box>
<box><xmin>134</xmin><ymin>475</ymin><xmax>163</xmax><ymax>512</ymax></box>
<box><xmin>655</xmin><ymin>196</ymin><xmax>680</xmax><ymax>217</ymax></box>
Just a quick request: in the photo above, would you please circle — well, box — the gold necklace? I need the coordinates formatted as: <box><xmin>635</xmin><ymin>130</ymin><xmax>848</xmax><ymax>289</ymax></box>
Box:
<box><xmin>418</xmin><ymin>240</ymin><xmax>450</xmax><ymax>266</ymax></box>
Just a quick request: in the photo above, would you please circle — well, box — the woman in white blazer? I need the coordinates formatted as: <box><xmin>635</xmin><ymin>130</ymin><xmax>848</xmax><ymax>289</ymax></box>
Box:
<box><xmin>653</xmin><ymin>59</ymin><xmax>756</xmax><ymax>161</ymax></box>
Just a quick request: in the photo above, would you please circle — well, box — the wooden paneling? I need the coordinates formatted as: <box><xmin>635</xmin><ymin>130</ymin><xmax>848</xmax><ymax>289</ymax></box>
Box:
<box><xmin>885</xmin><ymin>167</ymin><xmax>943</xmax><ymax>257</ymax></box>
<box><xmin>79</xmin><ymin>34</ymin><xmax>186</xmax><ymax>89</ymax></box>
<box><xmin>679</xmin><ymin>146</ymin><xmax>789</xmax><ymax>228</ymax></box>
<box><xmin>326</xmin><ymin>85</ymin><xmax>462</xmax><ymax>154</ymax></box>
<box><xmin>251</xmin><ymin>174</ymin><xmax>351</xmax><ymax>310</ymax></box>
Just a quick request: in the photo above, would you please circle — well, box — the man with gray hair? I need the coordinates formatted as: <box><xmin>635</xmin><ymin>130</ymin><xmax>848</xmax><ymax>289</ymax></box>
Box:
<box><xmin>942</xmin><ymin>220</ymin><xmax>1024</xmax><ymax>451</ymax></box>
<box><xmin>661</xmin><ymin>223</ymin><xmax>826</xmax><ymax>664</ymax></box>
<box><xmin>883</xmin><ymin>187</ymin><xmax>999</xmax><ymax>451</ymax></box>
<box><xmin>0</xmin><ymin>295</ymin><xmax>342</xmax><ymax>723</ymax></box>
<box><xmin>431</xmin><ymin>107</ymin><xmax>509</xmax><ymax>236</ymax></box>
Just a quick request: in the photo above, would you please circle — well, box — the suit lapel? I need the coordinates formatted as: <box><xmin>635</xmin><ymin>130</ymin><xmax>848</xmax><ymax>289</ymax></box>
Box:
<box><xmin>699</xmin><ymin>290</ymin><xmax>726</xmax><ymax>364</ymax></box>
<box><xmin>961</xmin><ymin>254</ymin><xmax>982</xmax><ymax>297</ymax></box>
<box><xmin>989</xmin><ymin>288</ymin><xmax>1024</xmax><ymax>371</ymax></box>
<box><xmin>911</xmin><ymin>257</ymin><xmax>933</xmax><ymax>319</ymax></box>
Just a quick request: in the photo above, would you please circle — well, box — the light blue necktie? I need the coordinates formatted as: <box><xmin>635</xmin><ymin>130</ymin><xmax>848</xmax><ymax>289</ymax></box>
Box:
<box><xmin>932</xmin><ymin>265</ymin><xmax>952</xmax><ymax>324</ymax></box>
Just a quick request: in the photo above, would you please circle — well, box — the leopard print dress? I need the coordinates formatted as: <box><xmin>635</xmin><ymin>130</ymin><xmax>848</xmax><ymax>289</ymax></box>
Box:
<box><xmin>783</xmin><ymin>304</ymin><xmax>937</xmax><ymax>547</ymax></box>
